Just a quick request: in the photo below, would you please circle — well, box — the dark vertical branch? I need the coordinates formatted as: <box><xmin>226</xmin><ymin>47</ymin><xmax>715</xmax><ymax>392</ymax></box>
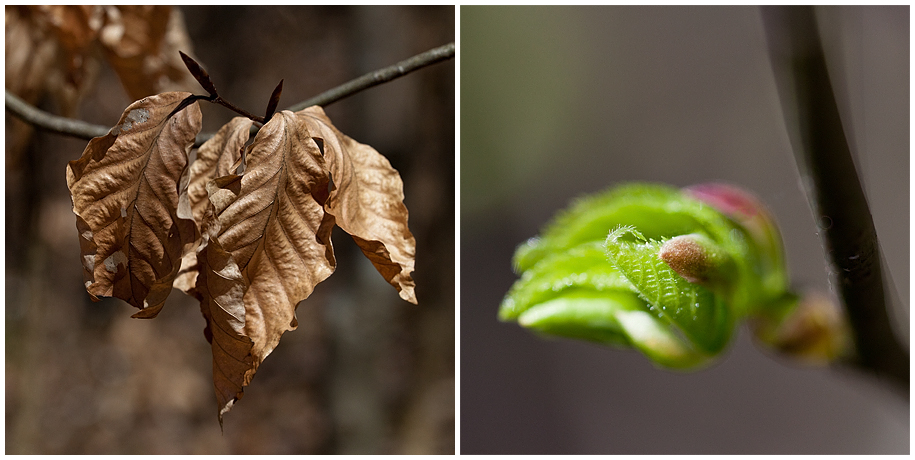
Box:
<box><xmin>761</xmin><ymin>6</ymin><xmax>908</xmax><ymax>397</ymax></box>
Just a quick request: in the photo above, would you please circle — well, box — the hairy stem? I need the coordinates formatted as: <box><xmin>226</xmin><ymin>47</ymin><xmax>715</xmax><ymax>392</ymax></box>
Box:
<box><xmin>6</xmin><ymin>42</ymin><xmax>454</xmax><ymax>147</ymax></box>
<box><xmin>761</xmin><ymin>6</ymin><xmax>908</xmax><ymax>398</ymax></box>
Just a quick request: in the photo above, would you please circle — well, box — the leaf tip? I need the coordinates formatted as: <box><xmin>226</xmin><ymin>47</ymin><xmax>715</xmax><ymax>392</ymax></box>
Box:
<box><xmin>399</xmin><ymin>287</ymin><xmax>418</xmax><ymax>305</ymax></box>
<box><xmin>217</xmin><ymin>398</ymin><xmax>237</xmax><ymax>430</ymax></box>
<box><xmin>604</xmin><ymin>224</ymin><xmax>644</xmax><ymax>260</ymax></box>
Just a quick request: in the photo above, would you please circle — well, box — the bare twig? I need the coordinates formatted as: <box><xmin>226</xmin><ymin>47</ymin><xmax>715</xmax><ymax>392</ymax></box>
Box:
<box><xmin>761</xmin><ymin>6</ymin><xmax>908</xmax><ymax>398</ymax></box>
<box><xmin>6</xmin><ymin>42</ymin><xmax>455</xmax><ymax>147</ymax></box>
<box><xmin>212</xmin><ymin>95</ymin><xmax>265</xmax><ymax>124</ymax></box>
<box><xmin>287</xmin><ymin>41</ymin><xmax>455</xmax><ymax>111</ymax></box>
<box><xmin>178</xmin><ymin>51</ymin><xmax>266</xmax><ymax>123</ymax></box>
<box><xmin>5</xmin><ymin>91</ymin><xmax>109</xmax><ymax>139</ymax></box>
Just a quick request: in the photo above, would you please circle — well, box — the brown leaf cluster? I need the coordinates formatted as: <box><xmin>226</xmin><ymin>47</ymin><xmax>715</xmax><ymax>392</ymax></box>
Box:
<box><xmin>6</xmin><ymin>6</ymin><xmax>198</xmax><ymax>167</ymax></box>
<box><xmin>5</xmin><ymin>5</ymin><xmax>197</xmax><ymax>109</ymax></box>
<box><xmin>66</xmin><ymin>95</ymin><xmax>417</xmax><ymax>422</ymax></box>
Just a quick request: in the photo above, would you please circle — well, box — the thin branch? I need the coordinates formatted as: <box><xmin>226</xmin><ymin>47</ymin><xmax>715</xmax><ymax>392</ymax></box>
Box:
<box><xmin>6</xmin><ymin>42</ymin><xmax>455</xmax><ymax>147</ymax></box>
<box><xmin>287</xmin><ymin>41</ymin><xmax>455</xmax><ymax>111</ymax></box>
<box><xmin>761</xmin><ymin>6</ymin><xmax>908</xmax><ymax>398</ymax></box>
<box><xmin>5</xmin><ymin>90</ymin><xmax>110</xmax><ymax>139</ymax></box>
<box><xmin>198</xmin><ymin>42</ymin><xmax>455</xmax><ymax>144</ymax></box>
<box><xmin>212</xmin><ymin>95</ymin><xmax>265</xmax><ymax>124</ymax></box>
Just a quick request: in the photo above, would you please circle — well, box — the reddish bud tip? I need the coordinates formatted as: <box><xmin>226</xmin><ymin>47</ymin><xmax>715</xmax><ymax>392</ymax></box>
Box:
<box><xmin>658</xmin><ymin>233</ymin><xmax>735</xmax><ymax>289</ymax></box>
<box><xmin>659</xmin><ymin>235</ymin><xmax>711</xmax><ymax>284</ymax></box>
<box><xmin>683</xmin><ymin>183</ymin><xmax>784</xmax><ymax>278</ymax></box>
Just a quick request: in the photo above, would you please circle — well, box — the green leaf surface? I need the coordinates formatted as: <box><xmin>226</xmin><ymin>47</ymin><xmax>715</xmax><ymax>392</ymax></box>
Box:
<box><xmin>605</xmin><ymin>226</ymin><xmax>732</xmax><ymax>354</ymax></box>
<box><xmin>502</xmin><ymin>182</ymin><xmax>805</xmax><ymax>369</ymax></box>
<box><xmin>514</xmin><ymin>184</ymin><xmax>745</xmax><ymax>273</ymax></box>
<box><xmin>516</xmin><ymin>292</ymin><xmax>637</xmax><ymax>347</ymax></box>
<box><xmin>500</xmin><ymin>241</ymin><xmax>634</xmax><ymax>320</ymax></box>
<box><xmin>614</xmin><ymin>309</ymin><xmax>709</xmax><ymax>369</ymax></box>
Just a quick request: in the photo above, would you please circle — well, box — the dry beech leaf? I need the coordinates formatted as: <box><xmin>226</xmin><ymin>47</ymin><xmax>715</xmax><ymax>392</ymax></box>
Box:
<box><xmin>6</xmin><ymin>6</ymin><xmax>59</xmax><ymax>105</ymax></box>
<box><xmin>6</xmin><ymin>5</ymin><xmax>102</xmax><ymax>168</ymax></box>
<box><xmin>35</xmin><ymin>5</ymin><xmax>103</xmax><ymax>105</ymax></box>
<box><xmin>98</xmin><ymin>5</ymin><xmax>198</xmax><ymax>99</ymax></box>
<box><xmin>195</xmin><ymin>222</ymin><xmax>252</xmax><ymax>424</ymax></box>
<box><xmin>6</xmin><ymin>6</ymin><xmax>103</xmax><ymax>114</ymax></box>
<box><xmin>202</xmin><ymin>110</ymin><xmax>336</xmax><ymax>415</ymax></box>
<box><xmin>5</xmin><ymin>6</ymin><xmax>58</xmax><ymax>168</ymax></box>
<box><xmin>178</xmin><ymin>119</ymin><xmax>255</xmax><ymax>420</ymax></box>
<box><xmin>66</xmin><ymin>91</ymin><xmax>201</xmax><ymax>318</ymax></box>
<box><xmin>6</xmin><ymin>5</ymin><xmax>196</xmax><ymax>111</ymax></box>
<box><xmin>297</xmin><ymin>106</ymin><xmax>417</xmax><ymax>304</ymax></box>
<box><xmin>188</xmin><ymin>117</ymin><xmax>254</xmax><ymax>226</ymax></box>
<box><xmin>173</xmin><ymin>117</ymin><xmax>253</xmax><ymax>295</ymax></box>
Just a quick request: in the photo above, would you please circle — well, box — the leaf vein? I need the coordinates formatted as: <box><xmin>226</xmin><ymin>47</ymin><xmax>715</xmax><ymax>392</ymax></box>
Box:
<box><xmin>209</xmin><ymin>310</ymin><xmax>250</xmax><ymax>345</ymax></box>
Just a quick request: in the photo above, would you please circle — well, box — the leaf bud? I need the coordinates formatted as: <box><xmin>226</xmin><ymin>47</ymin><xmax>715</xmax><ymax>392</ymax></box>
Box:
<box><xmin>752</xmin><ymin>290</ymin><xmax>852</xmax><ymax>365</ymax></box>
<box><xmin>658</xmin><ymin>233</ymin><xmax>734</xmax><ymax>287</ymax></box>
<box><xmin>683</xmin><ymin>183</ymin><xmax>783</xmax><ymax>275</ymax></box>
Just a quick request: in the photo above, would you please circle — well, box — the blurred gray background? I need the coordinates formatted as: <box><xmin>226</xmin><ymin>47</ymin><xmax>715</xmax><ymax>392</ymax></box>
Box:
<box><xmin>461</xmin><ymin>6</ymin><xmax>907</xmax><ymax>454</ymax></box>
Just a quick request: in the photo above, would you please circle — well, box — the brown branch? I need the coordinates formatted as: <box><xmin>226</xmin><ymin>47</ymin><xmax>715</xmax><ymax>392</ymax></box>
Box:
<box><xmin>760</xmin><ymin>6</ymin><xmax>908</xmax><ymax>398</ymax></box>
<box><xmin>6</xmin><ymin>42</ymin><xmax>455</xmax><ymax>147</ymax></box>
<box><xmin>5</xmin><ymin>90</ymin><xmax>110</xmax><ymax>139</ymax></box>
<box><xmin>286</xmin><ymin>41</ymin><xmax>455</xmax><ymax>112</ymax></box>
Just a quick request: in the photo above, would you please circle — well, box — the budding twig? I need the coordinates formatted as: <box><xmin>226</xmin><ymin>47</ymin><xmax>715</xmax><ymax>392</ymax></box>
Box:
<box><xmin>761</xmin><ymin>6</ymin><xmax>908</xmax><ymax>398</ymax></box>
<box><xmin>5</xmin><ymin>42</ymin><xmax>455</xmax><ymax>147</ymax></box>
<box><xmin>178</xmin><ymin>51</ymin><xmax>266</xmax><ymax>124</ymax></box>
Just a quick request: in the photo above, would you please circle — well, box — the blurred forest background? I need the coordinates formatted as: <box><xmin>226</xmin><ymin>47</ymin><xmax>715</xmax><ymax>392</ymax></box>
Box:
<box><xmin>6</xmin><ymin>5</ymin><xmax>454</xmax><ymax>454</ymax></box>
<box><xmin>461</xmin><ymin>5</ymin><xmax>907</xmax><ymax>454</ymax></box>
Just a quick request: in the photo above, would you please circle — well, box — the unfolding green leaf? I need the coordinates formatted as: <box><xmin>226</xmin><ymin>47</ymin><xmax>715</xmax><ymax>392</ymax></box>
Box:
<box><xmin>501</xmin><ymin>182</ymin><xmax>822</xmax><ymax>369</ymax></box>
<box><xmin>500</xmin><ymin>241</ymin><xmax>633</xmax><ymax>320</ymax></box>
<box><xmin>604</xmin><ymin>226</ymin><xmax>732</xmax><ymax>355</ymax></box>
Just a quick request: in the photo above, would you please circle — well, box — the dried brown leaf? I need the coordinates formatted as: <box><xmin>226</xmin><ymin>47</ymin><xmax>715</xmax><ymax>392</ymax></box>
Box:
<box><xmin>98</xmin><ymin>6</ymin><xmax>198</xmax><ymax>99</ymax></box>
<box><xmin>189</xmin><ymin>117</ymin><xmax>254</xmax><ymax>226</ymax></box>
<box><xmin>6</xmin><ymin>6</ymin><xmax>56</xmax><ymax>105</ymax></box>
<box><xmin>6</xmin><ymin>5</ymin><xmax>104</xmax><ymax>168</ymax></box>
<box><xmin>173</xmin><ymin>117</ymin><xmax>253</xmax><ymax>295</ymax></box>
<box><xmin>203</xmin><ymin>111</ymin><xmax>336</xmax><ymax>411</ymax></box>
<box><xmin>297</xmin><ymin>106</ymin><xmax>417</xmax><ymax>304</ymax></box>
<box><xmin>6</xmin><ymin>6</ymin><xmax>103</xmax><ymax>113</ymax></box>
<box><xmin>66</xmin><ymin>91</ymin><xmax>202</xmax><ymax>318</ymax></box>
<box><xmin>196</xmin><ymin>227</ymin><xmax>252</xmax><ymax>424</ymax></box>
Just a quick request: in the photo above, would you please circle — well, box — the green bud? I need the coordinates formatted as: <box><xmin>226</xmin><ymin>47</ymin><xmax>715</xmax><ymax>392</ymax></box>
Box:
<box><xmin>500</xmin><ymin>182</ymin><xmax>810</xmax><ymax>370</ymax></box>
<box><xmin>751</xmin><ymin>290</ymin><xmax>852</xmax><ymax>365</ymax></box>
<box><xmin>683</xmin><ymin>183</ymin><xmax>788</xmax><ymax>293</ymax></box>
